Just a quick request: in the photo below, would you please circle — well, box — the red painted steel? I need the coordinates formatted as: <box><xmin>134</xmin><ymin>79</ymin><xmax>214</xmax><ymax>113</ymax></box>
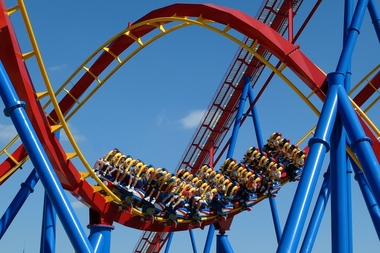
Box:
<box><xmin>0</xmin><ymin>2</ymin><xmax>378</xmax><ymax>235</ymax></box>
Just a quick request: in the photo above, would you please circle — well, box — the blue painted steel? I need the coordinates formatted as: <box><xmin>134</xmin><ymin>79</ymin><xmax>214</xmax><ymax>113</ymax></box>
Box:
<box><xmin>40</xmin><ymin>192</ymin><xmax>57</xmax><ymax>253</ymax></box>
<box><xmin>246</xmin><ymin>78</ymin><xmax>264</xmax><ymax>149</ymax></box>
<box><xmin>226</xmin><ymin>76</ymin><xmax>250</xmax><ymax>158</ymax></box>
<box><xmin>300</xmin><ymin>168</ymin><xmax>331</xmax><ymax>253</ymax></box>
<box><xmin>268</xmin><ymin>197</ymin><xmax>282</xmax><ymax>243</ymax></box>
<box><xmin>189</xmin><ymin>230</ymin><xmax>198</xmax><ymax>253</ymax></box>
<box><xmin>330</xmin><ymin>114</ymin><xmax>350</xmax><ymax>253</ymax></box>
<box><xmin>247</xmin><ymin>77</ymin><xmax>282</xmax><ymax>242</ymax></box>
<box><xmin>346</xmin><ymin>156</ymin><xmax>353</xmax><ymax>253</ymax></box>
<box><xmin>336</xmin><ymin>85</ymin><xmax>380</xmax><ymax>205</ymax></box>
<box><xmin>343</xmin><ymin>2</ymin><xmax>354</xmax><ymax>251</ymax></box>
<box><xmin>0</xmin><ymin>169</ymin><xmax>39</xmax><ymax>238</ymax></box>
<box><xmin>368</xmin><ymin>0</ymin><xmax>380</xmax><ymax>43</ymax></box>
<box><xmin>0</xmin><ymin>62</ymin><xmax>94</xmax><ymax>253</ymax></box>
<box><xmin>88</xmin><ymin>224</ymin><xmax>113</xmax><ymax>253</ymax></box>
<box><xmin>344</xmin><ymin>0</ymin><xmax>354</xmax><ymax>41</ymax></box>
<box><xmin>41</xmin><ymin>131</ymin><xmax>60</xmax><ymax>253</ymax></box>
<box><xmin>216</xmin><ymin>234</ymin><xmax>234</xmax><ymax>253</ymax></box>
<box><xmin>277</xmin><ymin>82</ymin><xmax>339</xmax><ymax>253</ymax></box>
<box><xmin>352</xmin><ymin>162</ymin><xmax>380</xmax><ymax>238</ymax></box>
<box><xmin>335</xmin><ymin>0</ymin><xmax>369</xmax><ymax>74</ymax></box>
<box><xmin>164</xmin><ymin>232</ymin><xmax>174</xmax><ymax>253</ymax></box>
<box><xmin>203</xmin><ymin>224</ymin><xmax>215</xmax><ymax>253</ymax></box>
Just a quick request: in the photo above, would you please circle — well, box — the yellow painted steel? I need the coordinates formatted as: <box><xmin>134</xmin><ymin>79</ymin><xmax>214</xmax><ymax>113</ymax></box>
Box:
<box><xmin>2</xmin><ymin>2</ymin><xmax>379</xmax><ymax>223</ymax></box>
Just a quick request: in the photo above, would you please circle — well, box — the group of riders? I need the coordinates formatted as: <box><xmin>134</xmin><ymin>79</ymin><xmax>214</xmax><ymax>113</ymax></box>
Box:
<box><xmin>92</xmin><ymin>132</ymin><xmax>306</xmax><ymax>218</ymax></box>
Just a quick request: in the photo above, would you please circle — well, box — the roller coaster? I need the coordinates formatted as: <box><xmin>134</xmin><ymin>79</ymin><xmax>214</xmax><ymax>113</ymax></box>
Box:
<box><xmin>0</xmin><ymin>0</ymin><xmax>379</xmax><ymax>252</ymax></box>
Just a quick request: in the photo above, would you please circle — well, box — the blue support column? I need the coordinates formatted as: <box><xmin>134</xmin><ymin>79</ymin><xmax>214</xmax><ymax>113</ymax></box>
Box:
<box><xmin>247</xmin><ymin>77</ymin><xmax>282</xmax><ymax>243</ymax></box>
<box><xmin>216</xmin><ymin>233</ymin><xmax>234</xmax><ymax>253</ymax></box>
<box><xmin>0</xmin><ymin>62</ymin><xmax>94</xmax><ymax>253</ymax></box>
<box><xmin>203</xmin><ymin>225</ymin><xmax>215</xmax><ymax>253</ymax></box>
<box><xmin>345</xmin><ymin>156</ymin><xmax>353</xmax><ymax>253</ymax></box>
<box><xmin>0</xmin><ymin>169</ymin><xmax>39</xmax><ymax>238</ymax></box>
<box><xmin>189</xmin><ymin>230</ymin><xmax>198</xmax><ymax>253</ymax></box>
<box><xmin>343</xmin><ymin>1</ymin><xmax>354</xmax><ymax>250</ymax></box>
<box><xmin>277</xmin><ymin>82</ymin><xmax>339</xmax><ymax>253</ymax></box>
<box><xmin>300</xmin><ymin>168</ymin><xmax>331</xmax><ymax>253</ymax></box>
<box><xmin>40</xmin><ymin>192</ymin><xmax>57</xmax><ymax>253</ymax></box>
<box><xmin>88</xmin><ymin>224</ymin><xmax>113</xmax><ymax>253</ymax></box>
<box><xmin>368</xmin><ymin>0</ymin><xmax>380</xmax><ymax>42</ymax></box>
<box><xmin>246</xmin><ymin>78</ymin><xmax>264</xmax><ymax>148</ymax></box>
<box><xmin>351</xmin><ymin>161</ymin><xmax>380</xmax><ymax>238</ymax></box>
<box><xmin>330</xmin><ymin>112</ymin><xmax>350</xmax><ymax>253</ymax></box>
<box><xmin>336</xmin><ymin>86</ymin><xmax>380</xmax><ymax>205</ymax></box>
<box><xmin>335</xmin><ymin>0</ymin><xmax>368</xmax><ymax>74</ymax></box>
<box><xmin>226</xmin><ymin>76</ymin><xmax>250</xmax><ymax>158</ymax></box>
<box><xmin>164</xmin><ymin>232</ymin><xmax>174</xmax><ymax>253</ymax></box>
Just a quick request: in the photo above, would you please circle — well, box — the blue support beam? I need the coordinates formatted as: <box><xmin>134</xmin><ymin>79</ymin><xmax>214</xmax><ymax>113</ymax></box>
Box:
<box><xmin>330</xmin><ymin>113</ymin><xmax>350</xmax><ymax>253</ymax></box>
<box><xmin>226</xmin><ymin>76</ymin><xmax>250</xmax><ymax>158</ymax></box>
<box><xmin>0</xmin><ymin>169</ymin><xmax>39</xmax><ymax>239</ymax></box>
<box><xmin>189</xmin><ymin>230</ymin><xmax>198</xmax><ymax>253</ymax></box>
<box><xmin>246</xmin><ymin>76</ymin><xmax>282</xmax><ymax>243</ymax></box>
<box><xmin>88</xmin><ymin>224</ymin><xmax>113</xmax><ymax>253</ymax></box>
<box><xmin>300</xmin><ymin>168</ymin><xmax>331</xmax><ymax>253</ymax></box>
<box><xmin>164</xmin><ymin>232</ymin><xmax>174</xmax><ymax>253</ymax></box>
<box><xmin>278</xmin><ymin>81</ymin><xmax>339</xmax><ymax>253</ymax></box>
<box><xmin>216</xmin><ymin>233</ymin><xmax>234</xmax><ymax>253</ymax></box>
<box><xmin>40</xmin><ymin>192</ymin><xmax>57</xmax><ymax>253</ymax></box>
<box><xmin>337</xmin><ymin>85</ymin><xmax>380</xmax><ymax>206</ymax></box>
<box><xmin>352</xmin><ymin>162</ymin><xmax>380</xmax><ymax>239</ymax></box>
<box><xmin>203</xmin><ymin>225</ymin><xmax>215</xmax><ymax>253</ymax></box>
<box><xmin>368</xmin><ymin>0</ymin><xmax>380</xmax><ymax>42</ymax></box>
<box><xmin>0</xmin><ymin>62</ymin><xmax>94</xmax><ymax>253</ymax></box>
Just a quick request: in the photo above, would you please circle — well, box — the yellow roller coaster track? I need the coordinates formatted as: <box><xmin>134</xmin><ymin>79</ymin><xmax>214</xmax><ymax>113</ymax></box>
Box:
<box><xmin>1</xmin><ymin>1</ymin><xmax>379</xmax><ymax>223</ymax></box>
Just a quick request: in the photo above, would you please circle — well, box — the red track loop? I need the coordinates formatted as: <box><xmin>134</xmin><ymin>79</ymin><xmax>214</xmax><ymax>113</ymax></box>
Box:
<box><xmin>0</xmin><ymin>3</ymin><xmax>378</xmax><ymax>231</ymax></box>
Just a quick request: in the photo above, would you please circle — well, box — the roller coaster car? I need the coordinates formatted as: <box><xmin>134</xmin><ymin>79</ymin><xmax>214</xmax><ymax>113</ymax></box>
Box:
<box><xmin>236</xmin><ymin>189</ymin><xmax>258</xmax><ymax>208</ymax></box>
<box><xmin>96</xmin><ymin>174</ymin><xmax>121</xmax><ymax>196</ymax></box>
<box><xmin>163</xmin><ymin>208</ymin><xmax>179</xmax><ymax>222</ymax></box>
<box><xmin>269</xmin><ymin>181</ymin><xmax>282</xmax><ymax>196</ymax></box>
<box><xmin>292</xmin><ymin>168</ymin><xmax>302</xmax><ymax>181</ymax></box>
<box><xmin>117</xmin><ymin>186</ymin><xmax>166</xmax><ymax>215</ymax></box>
<box><xmin>175</xmin><ymin>208</ymin><xmax>189</xmax><ymax>219</ymax></box>
<box><xmin>163</xmin><ymin>202</ymin><xmax>191</xmax><ymax>220</ymax></box>
<box><xmin>163</xmin><ymin>218</ymin><xmax>178</xmax><ymax>228</ymax></box>
<box><xmin>116</xmin><ymin>185</ymin><xmax>145</xmax><ymax>205</ymax></box>
<box><xmin>209</xmin><ymin>194</ymin><xmax>234</xmax><ymax>217</ymax></box>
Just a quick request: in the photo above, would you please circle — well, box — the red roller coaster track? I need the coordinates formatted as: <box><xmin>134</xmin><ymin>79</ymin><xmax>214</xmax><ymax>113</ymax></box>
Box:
<box><xmin>0</xmin><ymin>1</ymin><xmax>379</xmax><ymax>252</ymax></box>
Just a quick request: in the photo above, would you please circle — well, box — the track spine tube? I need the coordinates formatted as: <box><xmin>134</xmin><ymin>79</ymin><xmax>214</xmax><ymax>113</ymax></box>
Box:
<box><xmin>0</xmin><ymin>62</ymin><xmax>94</xmax><ymax>253</ymax></box>
<box><xmin>351</xmin><ymin>161</ymin><xmax>380</xmax><ymax>239</ymax></box>
<box><xmin>337</xmin><ymin>84</ymin><xmax>380</xmax><ymax>206</ymax></box>
<box><xmin>247</xmin><ymin>81</ymin><xmax>282</xmax><ymax>243</ymax></box>
<box><xmin>0</xmin><ymin>169</ymin><xmax>39</xmax><ymax>239</ymax></box>
<box><xmin>277</xmin><ymin>79</ymin><xmax>340</xmax><ymax>253</ymax></box>
<box><xmin>40</xmin><ymin>192</ymin><xmax>57</xmax><ymax>253</ymax></box>
<box><xmin>300</xmin><ymin>167</ymin><xmax>331</xmax><ymax>253</ymax></box>
<box><xmin>368</xmin><ymin>0</ymin><xmax>380</xmax><ymax>43</ymax></box>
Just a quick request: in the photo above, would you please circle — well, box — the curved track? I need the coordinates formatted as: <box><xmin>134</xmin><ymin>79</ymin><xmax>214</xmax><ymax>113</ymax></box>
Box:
<box><xmin>0</xmin><ymin>1</ymin><xmax>379</xmax><ymax>248</ymax></box>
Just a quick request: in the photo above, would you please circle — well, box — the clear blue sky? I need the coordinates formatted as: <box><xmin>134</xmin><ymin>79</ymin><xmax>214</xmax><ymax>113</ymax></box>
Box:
<box><xmin>0</xmin><ymin>0</ymin><xmax>379</xmax><ymax>252</ymax></box>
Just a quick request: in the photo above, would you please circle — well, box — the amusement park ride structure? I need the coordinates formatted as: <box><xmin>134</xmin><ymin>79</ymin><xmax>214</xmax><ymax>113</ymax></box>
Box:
<box><xmin>0</xmin><ymin>0</ymin><xmax>379</xmax><ymax>253</ymax></box>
